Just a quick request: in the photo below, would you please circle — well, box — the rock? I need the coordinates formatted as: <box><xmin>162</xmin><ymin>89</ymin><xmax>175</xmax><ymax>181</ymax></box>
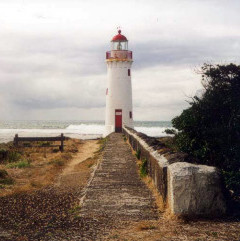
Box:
<box><xmin>167</xmin><ymin>162</ymin><xmax>226</xmax><ymax>217</ymax></box>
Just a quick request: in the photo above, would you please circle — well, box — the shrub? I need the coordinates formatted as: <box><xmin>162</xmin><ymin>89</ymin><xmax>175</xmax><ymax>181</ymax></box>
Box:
<box><xmin>52</xmin><ymin>148</ymin><xmax>59</xmax><ymax>153</ymax></box>
<box><xmin>0</xmin><ymin>148</ymin><xmax>8</xmax><ymax>161</ymax></box>
<box><xmin>171</xmin><ymin>63</ymin><xmax>240</xmax><ymax>197</ymax></box>
<box><xmin>7</xmin><ymin>151</ymin><xmax>22</xmax><ymax>163</ymax></box>
<box><xmin>0</xmin><ymin>169</ymin><xmax>8</xmax><ymax>179</ymax></box>
<box><xmin>0</xmin><ymin>169</ymin><xmax>14</xmax><ymax>185</ymax></box>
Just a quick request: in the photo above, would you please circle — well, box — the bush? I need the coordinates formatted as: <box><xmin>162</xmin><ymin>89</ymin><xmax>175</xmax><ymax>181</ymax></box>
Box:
<box><xmin>171</xmin><ymin>63</ymin><xmax>240</xmax><ymax>197</ymax></box>
<box><xmin>7</xmin><ymin>151</ymin><xmax>22</xmax><ymax>163</ymax></box>
<box><xmin>0</xmin><ymin>169</ymin><xmax>8</xmax><ymax>179</ymax></box>
<box><xmin>135</xmin><ymin>149</ymin><xmax>141</xmax><ymax>160</ymax></box>
<box><xmin>52</xmin><ymin>148</ymin><xmax>59</xmax><ymax>153</ymax></box>
<box><xmin>0</xmin><ymin>169</ymin><xmax>14</xmax><ymax>185</ymax></box>
<box><xmin>0</xmin><ymin>148</ymin><xmax>8</xmax><ymax>161</ymax></box>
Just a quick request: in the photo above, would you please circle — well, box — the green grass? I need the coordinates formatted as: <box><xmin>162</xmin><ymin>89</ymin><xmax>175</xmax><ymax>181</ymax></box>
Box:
<box><xmin>88</xmin><ymin>163</ymin><xmax>94</xmax><ymax>168</ymax></box>
<box><xmin>0</xmin><ymin>169</ymin><xmax>14</xmax><ymax>186</ymax></box>
<box><xmin>68</xmin><ymin>205</ymin><xmax>81</xmax><ymax>214</ymax></box>
<box><xmin>135</xmin><ymin>149</ymin><xmax>141</xmax><ymax>160</ymax></box>
<box><xmin>96</xmin><ymin>137</ymin><xmax>108</xmax><ymax>153</ymax></box>
<box><xmin>140</xmin><ymin>158</ymin><xmax>148</xmax><ymax>178</ymax></box>
<box><xmin>6</xmin><ymin>151</ymin><xmax>22</xmax><ymax>163</ymax></box>
<box><xmin>7</xmin><ymin>160</ymin><xmax>30</xmax><ymax>169</ymax></box>
<box><xmin>0</xmin><ymin>177</ymin><xmax>14</xmax><ymax>185</ymax></box>
<box><xmin>39</xmin><ymin>141</ymin><xmax>51</xmax><ymax>147</ymax></box>
<box><xmin>0</xmin><ymin>169</ymin><xmax>8</xmax><ymax>179</ymax></box>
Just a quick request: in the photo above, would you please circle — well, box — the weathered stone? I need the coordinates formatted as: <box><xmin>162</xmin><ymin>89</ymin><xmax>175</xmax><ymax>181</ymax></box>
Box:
<box><xmin>168</xmin><ymin>162</ymin><xmax>226</xmax><ymax>217</ymax></box>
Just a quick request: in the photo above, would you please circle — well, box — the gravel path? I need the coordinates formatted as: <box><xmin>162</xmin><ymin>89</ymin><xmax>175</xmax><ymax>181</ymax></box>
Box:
<box><xmin>81</xmin><ymin>133</ymin><xmax>158</xmax><ymax>224</ymax></box>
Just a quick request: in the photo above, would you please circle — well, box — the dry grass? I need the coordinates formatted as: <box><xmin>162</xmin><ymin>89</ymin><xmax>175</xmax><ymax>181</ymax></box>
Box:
<box><xmin>121</xmin><ymin>137</ymin><xmax>240</xmax><ymax>241</ymax></box>
<box><xmin>0</xmin><ymin>138</ymin><xmax>83</xmax><ymax>196</ymax></box>
<box><xmin>106</xmin><ymin>217</ymin><xmax>240</xmax><ymax>241</ymax></box>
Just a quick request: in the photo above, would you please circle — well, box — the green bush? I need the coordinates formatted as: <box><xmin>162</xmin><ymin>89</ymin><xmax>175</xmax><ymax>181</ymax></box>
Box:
<box><xmin>52</xmin><ymin>148</ymin><xmax>59</xmax><ymax>153</ymax></box>
<box><xmin>7</xmin><ymin>160</ymin><xmax>30</xmax><ymax>169</ymax></box>
<box><xmin>171</xmin><ymin>63</ymin><xmax>240</xmax><ymax>197</ymax></box>
<box><xmin>0</xmin><ymin>148</ymin><xmax>8</xmax><ymax>160</ymax></box>
<box><xmin>0</xmin><ymin>169</ymin><xmax>14</xmax><ymax>185</ymax></box>
<box><xmin>0</xmin><ymin>169</ymin><xmax>8</xmax><ymax>179</ymax></box>
<box><xmin>7</xmin><ymin>151</ymin><xmax>22</xmax><ymax>163</ymax></box>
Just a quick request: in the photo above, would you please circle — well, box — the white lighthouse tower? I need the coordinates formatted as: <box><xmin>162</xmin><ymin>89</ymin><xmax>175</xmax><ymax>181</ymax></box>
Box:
<box><xmin>105</xmin><ymin>30</ymin><xmax>133</xmax><ymax>135</ymax></box>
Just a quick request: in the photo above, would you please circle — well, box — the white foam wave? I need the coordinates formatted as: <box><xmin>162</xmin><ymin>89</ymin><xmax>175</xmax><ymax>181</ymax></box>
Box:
<box><xmin>66</xmin><ymin>124</ymin><xmax>105</xmax><ymax>134</ymax></box>
<box><xmin>135</xmin><ymin>127</ymin><xmax>168</xmax><ymax>137</ymax></box>
<box><xmin>0</xmin><ymin>124</ymin><xmax>169</xmax><ymax>143</ymax></box>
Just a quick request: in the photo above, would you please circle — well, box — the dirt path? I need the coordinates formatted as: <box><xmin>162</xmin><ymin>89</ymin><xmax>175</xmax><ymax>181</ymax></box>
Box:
<box><xmin>61</xmin><ymin>140</ymin><xmax>99</xmax><ymax>176</ymax></box>
<box><xmin>55</xmin><ymin>140</ymin><xmax>99</xmax><ymax>188</ymax></box>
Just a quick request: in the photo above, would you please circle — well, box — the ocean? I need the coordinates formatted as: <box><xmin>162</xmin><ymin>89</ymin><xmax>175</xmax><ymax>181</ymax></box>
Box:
<box><xmin>0</xmin><ymin>120</ymin><xmax>172</xmax><ymax>143</ymax></box>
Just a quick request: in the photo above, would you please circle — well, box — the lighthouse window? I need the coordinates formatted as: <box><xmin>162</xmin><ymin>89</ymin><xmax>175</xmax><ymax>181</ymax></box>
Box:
<box><xmin>129</xmin><ymin>111</ymin><xmax>132</xmax><ymax>119</ymax></box>
<box><xmin>128</xmin><ymin>69</ymin><xmax>131</xmax><ymax>76</ymax></box>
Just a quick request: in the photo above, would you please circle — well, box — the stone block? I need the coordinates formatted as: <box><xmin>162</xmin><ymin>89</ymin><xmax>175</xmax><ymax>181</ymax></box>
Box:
<box><xmin>168</xmin><ymin>162</ymin><xmax>226</xmax><ymax>217</ymax></box>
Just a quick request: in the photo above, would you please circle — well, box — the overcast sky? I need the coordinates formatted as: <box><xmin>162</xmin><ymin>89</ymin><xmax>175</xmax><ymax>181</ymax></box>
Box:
<box><xmin>0</xmin><ymin>0</ymin><xmax>240</xmax><ymax>121</ymax></box>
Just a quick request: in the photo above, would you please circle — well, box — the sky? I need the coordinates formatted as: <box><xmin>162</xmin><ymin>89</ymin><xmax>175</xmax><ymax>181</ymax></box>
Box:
<box><xmin>0</xmin><ymin>0</ymin><xmax>240</xmax><ymax>121</ymax></box>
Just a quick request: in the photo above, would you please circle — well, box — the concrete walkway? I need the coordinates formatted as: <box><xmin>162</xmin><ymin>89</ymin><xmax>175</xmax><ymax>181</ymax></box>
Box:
<box><xmin>81</xmin><ymin>133</ymin><xmax>158</xmax><ymax>222</ymax></box>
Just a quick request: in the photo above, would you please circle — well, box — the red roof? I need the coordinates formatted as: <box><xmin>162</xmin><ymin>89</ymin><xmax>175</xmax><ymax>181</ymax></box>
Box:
<box><xmin>112</xmin><ymin>30</ymin><xmax>128</xmax><ymax>42</ymax></box>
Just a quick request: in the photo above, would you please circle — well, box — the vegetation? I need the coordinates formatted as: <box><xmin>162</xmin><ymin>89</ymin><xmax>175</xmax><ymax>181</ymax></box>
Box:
<box><xmin>135</xmin><ymin>149</ymin><xmax>141</xmax><ymax>160</ymax></box>
<box><xmin>140</xmin><ymin>158</ymin><xmax>148</xmax><ymax>177</ymax></box>
<box><xmin>168</xmin><ymin>63</ymin><xmax>240</xmax><ymax>197</ymax></box>
<box><xmin>0</xmin><ymin>169</ymin><xmax>14</xmax><ymax>186</ymax></box>
<box><xmin>7</xmin><ymin>160</ymin><xmax>31</xmax><ymax>169</ymax></box>
<box><xmin>7</xmin><ymin>151</ymin><xmax>22</xmax><ymax>163</ymax></box>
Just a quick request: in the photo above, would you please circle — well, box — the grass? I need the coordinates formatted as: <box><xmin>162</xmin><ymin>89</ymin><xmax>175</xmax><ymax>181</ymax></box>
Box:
<box><xmin>135</xmin><ymin>149</ymin><xmax>141</xmax><ymax>160</ymax></box>
<box><xmin>96</xmin><ymin>137</ymin><xmax>108</xmax><ymax>153</ymax></box>
<box><xmin>137</xmin><ymin>223</ymin><xmax>156</xmax><ymax>231</ymax></box>
<box><xmin>0</xmin><ymin>169</ymin><xmax>14</xmax><ymax>186</ymax></box>
<box><xmin>0</xmin><ymin>177</ymin><xmax>15</xmax><ymax>185</ymax></box>
<box><xmin>49</xmin><ymin>159</ymin><xmax>65</xmax><ymax>166</ymax></box>
<box><xmin>140</xmin><ymin>158</ymin><xmax>148</xmax><ymax>177</ymax></box>
<box><xmin>40</xmin><ymin>141</ymin><xmax>51</xmax><ymax>147</ymax></box>
<box><xmin>88</xmin><ymin>163</ymin><xmax>94</xmax><ymax>168</ymax></box>
<box><xmin>7</xmin><ymin>160</ymin><xmax>31</xmax><ymax>169</ymax></box>
<box><xmin>68</xmin><ymin>205</ymin><xmax>81</xmax><ymax>214</ymax></box>
<box><xmin>52</xmin><ymin>148</ymin><xmax>59</xmax><ymax>153</ymax></box>
<box><xmin>6</xmin><ymin>151</ymin><xmax>22</xmax><ymax>163</ymax></box>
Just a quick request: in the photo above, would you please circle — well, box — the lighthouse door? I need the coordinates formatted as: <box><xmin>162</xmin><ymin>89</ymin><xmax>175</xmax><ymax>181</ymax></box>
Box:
<box><xmin>115</xmin><ymin>109</ymin><xmax>122</xmax><ymax>132</ymax></box>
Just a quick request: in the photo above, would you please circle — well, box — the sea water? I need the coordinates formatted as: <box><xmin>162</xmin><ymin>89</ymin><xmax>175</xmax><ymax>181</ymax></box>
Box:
<box><xmin>0</xmin><ymin>120</ymin><xmax>172</xmax><ymax>143</ymax></box>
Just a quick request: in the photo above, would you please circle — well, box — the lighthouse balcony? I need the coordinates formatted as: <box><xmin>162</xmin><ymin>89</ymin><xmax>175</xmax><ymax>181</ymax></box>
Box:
<box><xmin>106</xmin><ymin>50</ymin><xmax>132</xmax><ymax>61</ymax></box>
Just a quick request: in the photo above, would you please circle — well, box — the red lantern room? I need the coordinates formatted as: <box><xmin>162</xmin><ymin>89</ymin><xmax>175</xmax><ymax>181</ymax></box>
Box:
<box><xmin>106</xmin><ymin>29</ymin><xmax>132</xmax><ymax>61</ymax></box>
<box><xmin>111</xmin><ymin>30</ymin><xmax>128</xmax><ymax>50</ymax></box>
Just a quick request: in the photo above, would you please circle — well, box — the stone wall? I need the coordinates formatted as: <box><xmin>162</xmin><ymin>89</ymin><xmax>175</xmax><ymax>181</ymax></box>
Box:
<box><xmin>123</xmin><ymin>127</ymin><xmax>226</xmax><ymax>217</ymax></box>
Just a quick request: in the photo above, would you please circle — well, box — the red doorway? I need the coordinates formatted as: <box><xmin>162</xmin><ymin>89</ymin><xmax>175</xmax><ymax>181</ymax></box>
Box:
<box><xmin>115</xmin><ymin>109</ymin><xmax>122</xmax><ymax>132</ymax></box>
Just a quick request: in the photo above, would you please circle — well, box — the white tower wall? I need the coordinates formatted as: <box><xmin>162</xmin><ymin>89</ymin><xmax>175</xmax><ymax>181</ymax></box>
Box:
<box><xmin>105</xmin><ymin>60</ymin><xmax>133</xmax><ymax>136</ymax></box>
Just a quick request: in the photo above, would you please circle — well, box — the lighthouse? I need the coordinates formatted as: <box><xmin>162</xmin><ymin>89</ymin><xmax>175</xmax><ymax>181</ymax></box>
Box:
<box><xmin>105</xmin><ymin>30</ymin><xmax>133</xmax><ymax>136</ymax></box>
